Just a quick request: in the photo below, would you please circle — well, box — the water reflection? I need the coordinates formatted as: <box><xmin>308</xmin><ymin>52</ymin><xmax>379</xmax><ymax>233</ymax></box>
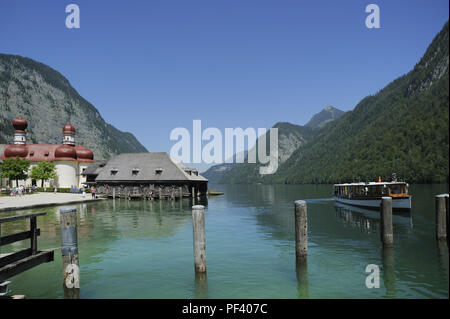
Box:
<box><xmin>0</xmin><ymin>198</ymin><xmax>195</xmax><ymax>252</ymax></box>
<box><xmin>382</xmin><ymin>247</ymin><xmax>396</xmax><ymax>298</ymax></box>
<box><xmin>437</xmin><ymin>241</ymin><xmax>449</xmax><ymax>283</ymax></box>
<box><xmin>334</xmin><ymin>202</ymin><xmax>413</xmax><ymax>234</ymax></box>
<box><xmin>194</xmin><ymin>271</ymin><xmax>208</xmax><ymax>299</ymax></box>
<box><xmin>295</xmin><ymin>259</ymin><xmax>309</xmax><ymax>299</ymax></box>
<box><xmin>2</xmin><ymin>184</ymin><xmax>448</xmax><ymax>299</ymax></box>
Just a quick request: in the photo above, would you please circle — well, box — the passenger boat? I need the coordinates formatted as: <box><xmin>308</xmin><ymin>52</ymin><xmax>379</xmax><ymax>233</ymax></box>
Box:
<box><xmin>333</xmin><ymin>178</ymin><xmax>411</xmax><ymax>210</ymax></box>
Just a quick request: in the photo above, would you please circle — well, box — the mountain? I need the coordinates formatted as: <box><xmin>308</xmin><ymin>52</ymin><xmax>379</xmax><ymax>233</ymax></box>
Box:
<box><xmin>204</xmin><ymin>121</ymin><xmax>318</xmax><ymax>184</ymax></box>
<box><xmin>219</xmin><ymin>21</ymin><xmax>449</xmax><ymax>184</ymax></box>
<box><xmin>201</xmin><ymin>163</ymin><xmax>235</xmax><ymax>183</ymax></box>
<box><xmin>305</xmin><ymin>105</ymin><xmax>345</xmax><ymax>129</ymax></box>
<box><xmin>0</xmin><ymin>54</ymin><xmax>148</xmax><ymax>159</ymax></box>
<box><xmin>266</xmin><ymin>21</ymin><xmax>449</xmax><ymax>184</ymax></box>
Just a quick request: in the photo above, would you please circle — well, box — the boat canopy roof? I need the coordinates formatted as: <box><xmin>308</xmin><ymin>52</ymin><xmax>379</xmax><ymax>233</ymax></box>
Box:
<box><xmin>333</xmin><ymin>182</ymin><xmax>408</xmax><ymax>187</ymax></box>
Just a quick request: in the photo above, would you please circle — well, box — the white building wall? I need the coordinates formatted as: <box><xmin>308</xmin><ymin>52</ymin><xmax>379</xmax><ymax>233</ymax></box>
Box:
<box><xmin>55</xmin><ymin>161</ymin><xmax>78</xmax><ymax>188</ymax></box>
<box><xmin>3</xmin><ymin>161</ymin><xmax>93</xmax><ymax>189</ymax></box>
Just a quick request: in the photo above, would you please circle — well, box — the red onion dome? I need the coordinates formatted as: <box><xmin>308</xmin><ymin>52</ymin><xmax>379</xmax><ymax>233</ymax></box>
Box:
<box><xmin>62</xmin><ymin>122</ymin><xmax>76</xmax><ymax>135</ymax></box>
<box><xmin>75</xmin><ymin>146</ymin><xmax>94</xmax><ymax>160</ymax></box>
<box><xmin>12</xmin><ymin>117</ymin><xmax>28</xmax><ymax>131</ymax></box>
<box><xmin>4</xmin><ymin>144</ymin><xmax>28</xmax><ymax>158</ymax></box>
<box><xmin>55</xmin><ymin>144</ymin><xmax>77</xmax><ymax>160</ymax></box>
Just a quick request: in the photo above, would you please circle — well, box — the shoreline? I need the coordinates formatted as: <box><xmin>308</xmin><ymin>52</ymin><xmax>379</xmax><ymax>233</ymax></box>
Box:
<box><xmin>0</xmin><ymin>193</ymin><xmax>105</xmax><ymax>213</ymax></box>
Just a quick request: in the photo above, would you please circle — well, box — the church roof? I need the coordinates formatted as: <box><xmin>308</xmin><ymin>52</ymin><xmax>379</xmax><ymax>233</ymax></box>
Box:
<box><xmin>0</xmin><ymin>144</ymin><xmax>94</xmax><ymax>163</ymax></box>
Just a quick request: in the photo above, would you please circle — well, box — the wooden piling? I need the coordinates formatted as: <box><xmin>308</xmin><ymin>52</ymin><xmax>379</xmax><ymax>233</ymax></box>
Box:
<box><xmin>113</xmin><ymin>187</ymin><xmax>115</xmax><ymax>199</ymax></box>
<box><xmin>30</xmin><ymin>216</ymin><xmax>37</xmax><ymax>255</ymax></box>
<box><xmin>59</xmin><ymin>206</ymin><xmax>80</xmax><ymax>299</ymax></box>
<box><xmin>435</xmin><ymin>194</ymin><xmax>448</xmax><ymax>241</ymax></box>
<box><xmin>447</xmin><ymin>195</ymin><xmax>449</xmax><ymax>249</ymax></box>
<box><xmin>294</xmin><ymin>200</ymin><xmax>308</xmax><ymax>260</ymax></box>
<box><xmin>295</xmin><ymin>257</ymin><xmax>309</xmax><ymax>299</ymax></box>
<box><xmin>179</xmin><ymin>187</ymin><xmax>183</xmax><ymax>199</ymax></box>
<box><xmin>380</xmin><ymin>197</ymin><xmax>393</xmax><ymax>247</ymax></box>
<box><xmin>159</xmin><ymin>187</ymin><xmax>162</xmax><ymax>200</ymax></box>
<box><xmin>192</xmin><ymin>205</ymin><xmax>206</xmax><ymax>273</ymax></box>
<box><xmin>192</xmin><ymin>187</ymin><xmax>195</xmax><ymax>198</ymax></box>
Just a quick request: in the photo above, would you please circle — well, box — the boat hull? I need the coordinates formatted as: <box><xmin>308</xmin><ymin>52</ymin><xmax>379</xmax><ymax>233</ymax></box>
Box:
<box><xmin>333</xmin><ymin>196</ymin><xmax>411</xmax><ymax>210</ymax></box>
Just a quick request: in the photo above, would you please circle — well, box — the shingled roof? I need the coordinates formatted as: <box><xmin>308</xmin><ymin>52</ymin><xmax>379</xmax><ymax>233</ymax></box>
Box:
<box><xmin>95</xmin><ymin>152</ymin><xmax>208</xmax><ymax>183</ymax></box>
<box><xmin>83</xmin><ymin>160</ymin><xmax>108</xmax><ymax>176</ymax></box>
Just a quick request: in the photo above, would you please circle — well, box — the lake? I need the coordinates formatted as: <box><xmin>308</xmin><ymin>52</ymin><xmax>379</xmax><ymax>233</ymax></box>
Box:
<box><xmin>1</xmin><ymin>184</ymin><xmax>448</xmax><ymax>298</ymax></box>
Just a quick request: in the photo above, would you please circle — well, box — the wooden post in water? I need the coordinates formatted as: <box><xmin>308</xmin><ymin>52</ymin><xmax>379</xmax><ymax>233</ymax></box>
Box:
<box><xmin>159</xmin><ymin>187</ymin><xmax>162</xmax><ymax>200</ymax></box>
<box><xmin>192</xmin><ymin>187</ymin><xmax>195</xmax><ymax>198</ymax></box>
<box><xmin>380</xmin><ymin>197</ymin><xmax>393</xmax><ymax>247</ymax></box>
<box><xmin>113</xmin><ymin>187</ymin><xmax>115</xmax><ymax>199</ymax></box>
<box><xmin>294</xmin><ymin>200</ymin><xmax>308</xmax><ymax>260</ymax></box>
<box><xmin>435</xmin><ymin>194</ymin><xmax>448</xmax><ymax>242</ymax></box>
<box><xmin>447</xmin><ymin>195</ymin><xmax>449</xmax><ymax>249</ymax></box>
<box><xmin>59</xmin><ymin>206</ymin><xmax>80</xmax><ymax>299</ymax></box>
<box><xmin>30</xmin><ymin>216</ymin><xmax>37</xmax><ymax>255</ymax></box>
<box><xmin>192</xmin><ymin>205</ymin><xmax>206</xmax><ymax>273</ymax></box>
<box><xmin>179</xmin><ymin>187</ymin><xmax>183</xmax><ymax>200</ymax></box>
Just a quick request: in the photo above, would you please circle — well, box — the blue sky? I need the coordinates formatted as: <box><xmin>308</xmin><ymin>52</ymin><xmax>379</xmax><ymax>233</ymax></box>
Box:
<box><xmin>0</xmin><ymin>0</ymin><xmax>448</xmax><ymax>171</ymax></box>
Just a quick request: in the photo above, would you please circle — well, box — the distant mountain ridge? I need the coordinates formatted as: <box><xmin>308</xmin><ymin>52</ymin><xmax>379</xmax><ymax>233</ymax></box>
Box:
<box><xmin>203</xmin><ymin>106</ymin><xmax>344</xmax><ymax>183</ymax></box>
<box><xmin>305</xmin><ymin>105</ymin><xmax>345</xmax><ymax>129</ymax></box>
<box><xmin>0</xmin><ymin>54</ymin><xmax>148</xmax><ymax>159</ymax></box>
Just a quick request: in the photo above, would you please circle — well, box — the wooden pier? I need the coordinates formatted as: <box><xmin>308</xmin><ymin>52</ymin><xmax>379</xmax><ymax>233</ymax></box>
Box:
<box><xmin>98</xmin><ymin>185</ymin><xmax>195</xmax><ymax>200</ymax></box>
<box><xmin>0</xmin><ymin>212</ymin><xmax>54</xmax><ymax>295</ymax></box>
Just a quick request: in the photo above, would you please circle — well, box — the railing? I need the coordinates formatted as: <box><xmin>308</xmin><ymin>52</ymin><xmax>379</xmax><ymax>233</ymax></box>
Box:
<box><xmin>0</xmin><ymin>212</ymin><xmax>54</xmax><ymax>284</ymax></box>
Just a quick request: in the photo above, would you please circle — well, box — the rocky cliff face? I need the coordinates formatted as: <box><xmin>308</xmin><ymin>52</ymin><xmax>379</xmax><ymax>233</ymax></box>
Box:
<box><xmin>0</xmin><ymin>54</ymin><xmax>148</xmax><ymax>159</ymax></box>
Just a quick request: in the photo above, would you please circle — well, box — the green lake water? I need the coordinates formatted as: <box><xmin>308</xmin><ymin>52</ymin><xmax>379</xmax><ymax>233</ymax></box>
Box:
<box><xmin>1</xmin><ymin>184</ymin><xmax>448</xmax><ymax>299</ymax></box>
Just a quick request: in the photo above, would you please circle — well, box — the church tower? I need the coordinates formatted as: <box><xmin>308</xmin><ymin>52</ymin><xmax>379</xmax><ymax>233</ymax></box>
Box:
<box><xmin>62</xmin><ymin>122</ymin><xmax>76</xmax><ymax>146</ymax></box>
<box><xmin>12</xmin><ymin>116</ymin><xmax>28</xmax><ymax>145</ymax></box>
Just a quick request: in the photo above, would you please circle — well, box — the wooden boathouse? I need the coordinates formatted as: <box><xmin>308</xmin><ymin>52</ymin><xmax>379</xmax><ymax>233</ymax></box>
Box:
<box><xmin>90</xmin><ymin>152</ymin><xmax>208</xmax><ymax>199</ymax></box>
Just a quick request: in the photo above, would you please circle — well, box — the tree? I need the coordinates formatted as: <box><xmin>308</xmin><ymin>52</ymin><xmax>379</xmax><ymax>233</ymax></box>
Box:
<box><xmin>30</xmin><ymin>161</ymin><xmax>57</xmax><ymax>187</ymax></box>
<box><xmin>0</xmin><ymin>157</ymin><xmax>31</xmax><ymax>187</ymax></box>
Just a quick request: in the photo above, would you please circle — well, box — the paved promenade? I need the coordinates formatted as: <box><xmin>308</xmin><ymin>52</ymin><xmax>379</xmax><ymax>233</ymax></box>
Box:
<box><xmin>0</xmin><ymin>193</ymin><xmax>104</xmax><ymax>212</ymax></box>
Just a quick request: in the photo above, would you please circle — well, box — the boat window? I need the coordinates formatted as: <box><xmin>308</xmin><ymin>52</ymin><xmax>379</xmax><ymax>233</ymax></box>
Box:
<box><xmin>390</xmin><ymin>185</ymin><xmax>403</xmax><ymax>194</ymax></box>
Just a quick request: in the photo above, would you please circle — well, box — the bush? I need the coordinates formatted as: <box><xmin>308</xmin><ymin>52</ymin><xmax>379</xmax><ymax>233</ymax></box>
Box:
<box><xmin>36</xmin><ymin>187</ymin><xmax>81</xmax><ymax>193</ymax></box>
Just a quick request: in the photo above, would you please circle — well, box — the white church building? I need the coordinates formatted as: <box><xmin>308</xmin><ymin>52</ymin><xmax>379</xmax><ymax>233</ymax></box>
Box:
<box><xmin>0</xmin><ymin>117</ymin><xmax>94</xmax><ymax>188</ymax></box>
